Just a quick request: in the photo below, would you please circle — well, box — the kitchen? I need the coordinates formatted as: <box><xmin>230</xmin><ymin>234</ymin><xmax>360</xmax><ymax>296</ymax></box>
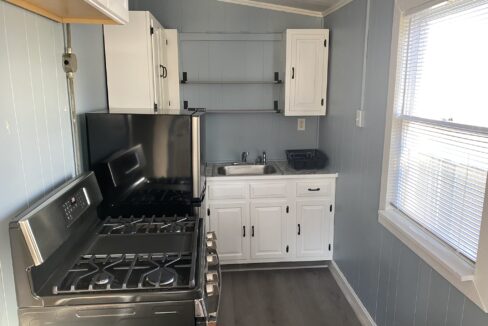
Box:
<box><xmin>1</xmin><ymin>0</ymin><xmax>488</xmax><ymax>325</ymax></box>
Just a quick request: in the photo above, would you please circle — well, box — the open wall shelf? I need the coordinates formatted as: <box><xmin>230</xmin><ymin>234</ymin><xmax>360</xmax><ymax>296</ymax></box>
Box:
<box><xmin>183</xmin><ymin>100</ymin><xmax>281</xmax><ymax>114</ymax></box>
<box><xmin>180</xmin><ymin>72</ymin><xmax>283</xmax><ymax>85</ymax></box>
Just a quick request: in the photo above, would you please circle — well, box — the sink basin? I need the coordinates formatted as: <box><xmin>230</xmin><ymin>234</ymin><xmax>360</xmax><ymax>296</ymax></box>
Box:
<box><xmin>217</xmin><ymin>164</ymin><xmax>278</xmax><ymax>176</ymax></box>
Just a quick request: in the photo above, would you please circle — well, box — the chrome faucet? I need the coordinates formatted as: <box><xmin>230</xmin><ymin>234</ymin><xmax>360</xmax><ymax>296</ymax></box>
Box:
<box><xmin>241</xmin><ymin>151</ymin><xmax>249</xmax><ymax>163</ymax></box>
<box><xmin>262</xmin><ymin>151</ymin><xmax>267</xmax><ymax>165</ymax></box>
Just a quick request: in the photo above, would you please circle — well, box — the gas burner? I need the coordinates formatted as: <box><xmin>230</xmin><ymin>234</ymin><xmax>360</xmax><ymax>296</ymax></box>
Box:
<box><xmin>93</xmin><ymin>272</ymin><xmax>111</xmax><ymax>285</ymax></box>
<box><xmin>99</xmin><ymin>216</ymin><xmax>196</xmax><ymax>235</ymax></box>
<box><xmin>53</xmin><ymin>253</ymin><xmax>194</xmax><ymax>294</ymax></box>
<box><xmin>145</xmin><ymin>268</ymin><xmax>176</xmax><ymax>286</ymax></box>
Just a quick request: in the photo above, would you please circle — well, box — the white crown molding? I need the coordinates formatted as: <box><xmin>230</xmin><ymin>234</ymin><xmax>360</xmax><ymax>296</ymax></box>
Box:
<box><xmin>322</xmin><ymin>0</ymin><xmax>354</xmax><ymax>17</ymax></box>
<box><xmin>217</xmin><ymin>0</ymin><xmax>324</xmax><ymax>17</ymax></box>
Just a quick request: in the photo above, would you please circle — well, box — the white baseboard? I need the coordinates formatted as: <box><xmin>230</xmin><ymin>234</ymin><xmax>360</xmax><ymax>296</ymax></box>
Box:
<box><xmin>329</xmin><ymin>261</ymin><xmax>376</xmax><ymax>326</ymax></box>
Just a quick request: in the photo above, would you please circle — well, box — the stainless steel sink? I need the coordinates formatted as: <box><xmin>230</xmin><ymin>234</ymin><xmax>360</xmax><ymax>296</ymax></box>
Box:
<box><xmin>216</xmin><ymin>164</ymin><xmax>278</xmax><ymax>176</ymax></box>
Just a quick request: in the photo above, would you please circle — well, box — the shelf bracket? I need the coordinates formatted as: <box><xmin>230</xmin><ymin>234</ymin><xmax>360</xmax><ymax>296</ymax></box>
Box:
<box><xmin>181</xmin><ymin>71</ymin><xmax>188</xmax><ymax>84</ymax></box>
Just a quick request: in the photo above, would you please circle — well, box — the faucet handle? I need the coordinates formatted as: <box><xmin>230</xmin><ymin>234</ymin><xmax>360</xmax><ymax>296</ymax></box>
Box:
<box><xmin>241</xmin><ymin>151</ymin><xmax>249</xmax><ymax>163</ymax></box>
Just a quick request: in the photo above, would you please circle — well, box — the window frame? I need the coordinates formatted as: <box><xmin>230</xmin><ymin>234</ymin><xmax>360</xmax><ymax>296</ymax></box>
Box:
<box><xmin>379</xmin><ymin>0</ymin><xmax>488</xmax><ymax>313</ymax></box>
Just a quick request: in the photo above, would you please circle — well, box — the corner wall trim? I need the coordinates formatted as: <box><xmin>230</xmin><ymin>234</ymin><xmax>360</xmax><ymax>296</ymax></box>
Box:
<box><xmin>322</xmin><ymin>0</ymin><xmax>354</xmax><ymax>17</ymax></box>
<box><xmin>329</xmin><ymin>261</ymin><xmax>377</xmax><ymax>326</ymax></box>
<box><xmin>217</xmin><ymin>0</ymin><xmax>324</xmax><ymax>17</ymax></box>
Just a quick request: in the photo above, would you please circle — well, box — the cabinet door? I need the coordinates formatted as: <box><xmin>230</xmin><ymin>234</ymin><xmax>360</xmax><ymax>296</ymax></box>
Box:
<box><xmin>162</xmin><ymin>30</ymin><xmax>181</xmax><ymax>112</ymax></box>
<box><xmin>104</xmin><ymin>11</ymin><xmax>155</xmax><ymax>114</ymax></box>
<box><xmin>285</xmin><ymin>29</ymin><xmax>329</xmax><ymax>116</ymax></box>
<box><xmin>296</xmin><ymin>200</ymin><xmax>331</xmax><ymax>258</ymax></box>
<box><xmin>158</xmin><ymin>28</ymin><xmax>170</xmax><ymax>110</ymax></box>
<box><xmin>150</xmin><ymin>17</ymin><xmax>162</xmax><ymax>113</ymax></box>
<box><xmin>250</xmin><ymin>201</ymin><xmax>288</xmax><ymax>259</ymax></box>
<box><xmin>209</xmin><ymin>202</ymin><xmax>250</xmax><ymax>261</ymax></box>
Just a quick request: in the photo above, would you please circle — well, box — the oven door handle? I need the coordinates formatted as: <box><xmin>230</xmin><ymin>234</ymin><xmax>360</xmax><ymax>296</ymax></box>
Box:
<box><xmin>76</xmin><ymin>308</ymin><xmax>136</xmax><ymax>318</ymax></box>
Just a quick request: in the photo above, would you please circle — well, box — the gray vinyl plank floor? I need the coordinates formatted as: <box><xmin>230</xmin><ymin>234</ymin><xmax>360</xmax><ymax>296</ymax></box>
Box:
<box><xmin>219</xmin><ymin>268</ymin><xmax>361</xmax><ymax>326</ymax></box>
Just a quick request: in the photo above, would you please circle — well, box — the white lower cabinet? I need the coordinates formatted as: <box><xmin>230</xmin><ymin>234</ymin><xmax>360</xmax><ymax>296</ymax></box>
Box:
<box><xmin>207</xmin><ymin>175</ymin><xmax>337</xmax><ymax>264</ymax></box>
<box><xmin>250</xmin><ymin>201</ymin><xmax>288</xmax><ymax>260</ymax></box>
<box><xmin>208</xmin><ymin>202</ymin><xmax>249</xmax><ymax>261</ymax></box>
<box><xmin>296</xmin><ymin>200</ymin><xmax>331</xmax><ymax>258</ymax></box>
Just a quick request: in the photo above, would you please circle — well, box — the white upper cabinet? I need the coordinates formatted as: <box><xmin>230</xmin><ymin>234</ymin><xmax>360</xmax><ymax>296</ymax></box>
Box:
<box><xmin>283</xmin><ymin>29</ymin><xmax>329</xmax><ymax>116</ymax></box>
<box><xmin>104</xmin><ymin>11</ymin><xmax>181</xmax><ymax>114</ymax></box>
<box><xmin>7</xmin><ymin>0</ymin><xmax>129</xmax><ymax>24</ymax></box>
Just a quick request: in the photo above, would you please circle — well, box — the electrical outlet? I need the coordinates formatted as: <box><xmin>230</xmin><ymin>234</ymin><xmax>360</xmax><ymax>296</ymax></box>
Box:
<box><xmin>297</xmin><ymin>118</ymin><xmax>306</xmax><ymax>131</ymax></box>
<box><xmin>356</xmin><ymin>110</ymin><xmax>365</xmax><ymax>128</ymax></box>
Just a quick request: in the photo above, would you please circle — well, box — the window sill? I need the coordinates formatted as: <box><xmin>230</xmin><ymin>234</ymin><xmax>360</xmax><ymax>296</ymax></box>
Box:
<box><xmin>379</xmin><ymin>208</ymin><xmax>475</xmax><ymax>281</ymax></box>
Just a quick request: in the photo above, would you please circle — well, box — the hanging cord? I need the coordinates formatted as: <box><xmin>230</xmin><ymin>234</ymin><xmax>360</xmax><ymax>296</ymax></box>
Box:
<box><xmin>63</xmin><ymin>23</ymin><xmax>82</xmax><ymax>176</ymax></box>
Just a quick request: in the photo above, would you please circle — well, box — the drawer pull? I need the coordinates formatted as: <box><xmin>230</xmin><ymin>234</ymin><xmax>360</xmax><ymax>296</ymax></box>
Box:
<box><xmin>243</xmin><ymin>226</ymin><xmax>246</xmax><ymax>237</ymax></box>
<box><xmin>252</xmin><ymin>226</ymin><xmax>255</xmax><ymax>237</ymax></box>
<box><xmin>308</xmin><ymin>188</ymin><xmax>321</xmax><ymax>192</ymax></box>
<box><xmin>298</xmin><ymin>224</ymin><xmax>301</xmax><ymax>235</ymax></box>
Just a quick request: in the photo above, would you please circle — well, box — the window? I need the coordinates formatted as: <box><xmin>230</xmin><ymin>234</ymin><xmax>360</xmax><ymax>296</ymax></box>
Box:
<box><xmin>380</xmin><ymin>0</ymin><xmax>488</xmax><ymax>312</ymax></box>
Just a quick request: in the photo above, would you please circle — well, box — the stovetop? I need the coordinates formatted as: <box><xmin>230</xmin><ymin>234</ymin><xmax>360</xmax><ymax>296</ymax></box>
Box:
<box><xmin>53</xmin><ymin>252</ymin><xmax>194</xmax><ymax>294</ymax></box>
<box><xmin>51</xmin><ymin>215</ymin><xmax>200</xmax><ymax>296</ymax></box>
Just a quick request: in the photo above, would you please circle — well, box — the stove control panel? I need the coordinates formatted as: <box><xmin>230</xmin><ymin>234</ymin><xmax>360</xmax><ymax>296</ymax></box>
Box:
<box><xmin>62</xmin><ymin>187</ymin><xmax>90</xmax><ymax>227</ymax></box>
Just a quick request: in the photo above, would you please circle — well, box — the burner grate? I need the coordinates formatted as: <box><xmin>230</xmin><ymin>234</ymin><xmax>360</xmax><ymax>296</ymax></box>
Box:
<box><xmin>123</xmin><ymin>189</ymin><xmax>192</xmax><ymax>206</ymax></box>
<box><xmin>53</xmin><ymin>253</ymin><xmax>193</xmax><ymax>294</ymax></box>
<box><xmin>99</xmin><ymin>216</ymin><xmax>196</xmax><ymax>235</ymax></box>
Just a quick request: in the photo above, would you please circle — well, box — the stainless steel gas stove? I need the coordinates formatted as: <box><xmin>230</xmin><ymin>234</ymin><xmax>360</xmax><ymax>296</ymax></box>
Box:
<box><xmin>9</xmin><ymin>114</ymin><xmax>220</xmax><ymax>325</ymax></box>
<box><xmin>10</xmin><ymin>173</ymin><xmax>219</xmax><ymax>325</ymax></box>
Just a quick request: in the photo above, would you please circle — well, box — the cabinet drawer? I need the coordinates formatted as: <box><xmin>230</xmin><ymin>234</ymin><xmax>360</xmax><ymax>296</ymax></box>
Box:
<box><xmin>209</xmin><ymin>183</ymin><xmax>247</xmax><ymax>200</ymax></box>
<box><xmin>296</xmin><ymin>180</ymin><xmax>333</xmax><ymax>197</ymax></box>
<box><xmin>250</xmin><ymin>182</ymin><xmax>288</xmax><ymax>199</ymax></box>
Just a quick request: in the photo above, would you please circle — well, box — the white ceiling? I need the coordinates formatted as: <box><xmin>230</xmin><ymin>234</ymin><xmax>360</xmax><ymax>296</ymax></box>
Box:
<box><xmin>218</xmin><ymin>0</ymin><xmax>351</xmax><ymax>17</ymax></box>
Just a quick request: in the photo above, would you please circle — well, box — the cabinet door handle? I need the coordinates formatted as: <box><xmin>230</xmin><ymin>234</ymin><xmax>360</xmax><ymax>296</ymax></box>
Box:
<box><xmin>243</xmin><ymin>226</ymin><xmax>246</xmax><ymax>237</ymax></box>
<box><xmin>251</xmin><ymin>226</ymin><xmax>255</xmax><ymax>237</ymax></box>
<box><xmin>160</xmin><ymin>65</ymin><xmax>167</xmax><ymax>78</ymax></box>
<box><xmin>298</xmin><ymin>224</ymin><xmax>301</xmax><ymax>235</ymax></box>
<box><xmin>308</xmin><ymin>188</ymin><xmax>321</xmax><ymax>192</ymax></box>
<box><xmin>292</xmin><ymin>67</ymin><xmax>295</xmax><ymax>79</ymax></box>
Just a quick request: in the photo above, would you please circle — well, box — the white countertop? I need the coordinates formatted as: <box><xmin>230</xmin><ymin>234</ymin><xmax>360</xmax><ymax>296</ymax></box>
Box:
<box><xmin>206</xmin><ymin>161</ymin><xmax>337</xmax><ymax>180</ymax></box>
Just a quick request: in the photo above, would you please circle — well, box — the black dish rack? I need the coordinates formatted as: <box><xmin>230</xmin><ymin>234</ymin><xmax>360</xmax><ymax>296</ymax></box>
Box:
<box><xmin>285</xmin><ymin>149</ymin><xmax>329</xmax><ymax>170</ymax></box>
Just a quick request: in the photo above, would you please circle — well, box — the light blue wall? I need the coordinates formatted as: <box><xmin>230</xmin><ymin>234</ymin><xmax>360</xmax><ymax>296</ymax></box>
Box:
<box><xmin>320</xmin><ymin>0</ymin><xmax>488</xmax><ymax>325</ymax></box>
<box><xmin>130</xmin><ymin>0</ymin><xmax>322</xmax><ymax>162</ymax></box>
<box><xmin>0</xmin><ymin>2</ymin><xmax>74</xmax><ymax>325</ymax></box>
<box><xmin>71</xmin><ymin>24</ymin><xmax>108</xmax><ymax>170</ymax></box>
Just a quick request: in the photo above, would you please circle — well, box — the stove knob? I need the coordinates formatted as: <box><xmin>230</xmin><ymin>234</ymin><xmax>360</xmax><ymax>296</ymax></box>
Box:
<box><xmin>206</xmin><ymin>231</ymin><xmax>217</xmax><ymax>241</ymax></box>
<box><xmin>206</xmin><ymin>254</ymin><xmax>218</xmax><ymax>267</ymax></box>
<box><xmin>205</xmin><ymin>271</ymin><xmax>219</xmax><ymax>283</ymax></box>
<box><xmin>206</xmin><ymin>239</ymin><xmax>217</xmax><ymax>251</ymax></box>
<box><xmin>206</xmin><ymin>283</ymin><xmax>219</xmax><ymax>297</ymax></box>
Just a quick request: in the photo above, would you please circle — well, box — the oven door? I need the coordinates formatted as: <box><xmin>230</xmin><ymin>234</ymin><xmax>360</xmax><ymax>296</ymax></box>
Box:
<box><xmin>195</xmin><ymin>232</ymin><xmax>221</xmax><ymax>326</ymax></box>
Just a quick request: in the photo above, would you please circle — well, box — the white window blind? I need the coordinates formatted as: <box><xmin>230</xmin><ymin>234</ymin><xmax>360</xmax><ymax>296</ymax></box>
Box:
<box><xmin>392</xmin><ymin>0</ymin><xmax>488</xmax><ymax>262</ymax></box>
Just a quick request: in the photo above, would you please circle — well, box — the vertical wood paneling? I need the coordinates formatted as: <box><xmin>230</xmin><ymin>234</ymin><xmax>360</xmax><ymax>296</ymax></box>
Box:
<box><xmin>445</xmin><ymin>286</ymin><xmax>466</xmax><ymax>326</ymax></box>
<box><xmin>413</xmin><ymin>261</ymin><xmax>433</xmax><ymax>326</ymax></box>
<box><xmin>0</xmin><ymin>2</ymin><xmax>73</xmax><ymax>325</ymax></box>
<box><xmin>321</xmin><ymin>1</ymin><xmax>488</xmax><ymax>326</ymax></box>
